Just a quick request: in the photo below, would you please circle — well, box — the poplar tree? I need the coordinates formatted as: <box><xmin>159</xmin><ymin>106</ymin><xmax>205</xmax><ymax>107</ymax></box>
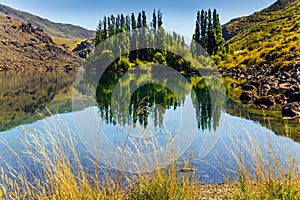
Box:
<box><xmin>137</xmin><ymin>12</ymin><xmax>142</xmax><ymax>29</ymax></box>
<box><xmin>120</xmin><ymin>14</ymin><xmax>126</xmax><ymax>32</ymax></box>
<box><xmin>212</xmin><ymin>9</ymin><xmax>224</xmax><ymax>54</ymax></box>
<box><xmin>116</xmin><ymin>14</ymin><xmax>121</xmax><ymax>33</ymax></box>
<box><xmin>130</xmin><ymin>13</ymin><xmax>137</xmax><ymax>60</ymax></box>
<box><xmin>200</xmin><ymin>10</ymin><xmax>207</xmax><ymax>48</ymax></box>
<box><xmin>131</xmin><ymin>13</ymin><xmax>136</xmax><ymax>30</ymax></box>
<box><xmin>142</xmin><ymin>11</ymin><xmax>147</xmax><ymax>28</ymax></box>
<box><xmin>207</xmin><ymin>9</ymin><xmax>214</xmax><ymax>55</ymax></box>
<box><xmin>193</xmin><ymin>11</ymin><xmax>201</xmax><ymax>56</ymax></box>
<box><xmin>125</xmin><ymin>15</ymin><xmax>131</xmax><ymax>31</ymax></box>
<box><xmin>95</xmin><ymin>20</ymin><xmax>103</xmax><ymax>46</ymax></box>
<box><xmin>103</xmin><ymin>16</ymin><xmax>107</xmax><ymax>40</ymax></box>
<box><xmin>152</xmin><ymin>9</ymin><xmax>157</xmax><ymax>30</ymax></box>
<box><xmin>158</xmin><ymin>9</ymin><xmax>163</xmax><ymax>28</ymax></box>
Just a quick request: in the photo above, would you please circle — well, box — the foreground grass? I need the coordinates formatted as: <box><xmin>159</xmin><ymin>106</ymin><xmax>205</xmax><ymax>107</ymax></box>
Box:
<box><xmin>0</xmin><ymin>116</ymin><xmax>299</xmax><ymax>199</ymax></box>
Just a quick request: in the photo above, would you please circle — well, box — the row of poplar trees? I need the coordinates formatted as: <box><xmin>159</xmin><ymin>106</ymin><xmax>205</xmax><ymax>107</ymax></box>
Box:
<box><xmin>95</xmin><ymin>10</ymin><xmax>163</xmax><ymax>47</ymax></box>
<box><xmin>192</xmin><ymin>9</ymin><xmax>224</xmax><ymax>56</ymax></box>
<box><xmin>92</xmin><ymin>10</ymin><xmax>189</xmax><ymax>72</ymax></box>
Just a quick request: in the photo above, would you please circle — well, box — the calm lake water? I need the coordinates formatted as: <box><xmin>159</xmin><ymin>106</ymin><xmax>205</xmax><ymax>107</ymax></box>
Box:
<box><xmin>0</xmin><ymin>71</ymin><xmax>299</xmax><ymax>184</ymax></box>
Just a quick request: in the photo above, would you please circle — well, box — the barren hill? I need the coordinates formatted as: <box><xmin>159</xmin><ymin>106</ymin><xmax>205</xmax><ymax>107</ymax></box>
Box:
<box><xmin>0</xmin><ymin>14</ymin><xmax>81</xmax><ymax>71</ymax></box>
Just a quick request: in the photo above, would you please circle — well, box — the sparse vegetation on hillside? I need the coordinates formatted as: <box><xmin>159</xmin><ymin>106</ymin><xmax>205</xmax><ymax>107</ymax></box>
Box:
<box><xmin>0</xmin><ymin>14</ymin><xmax>81</xmax><ymax>71</ymax></box>
<box><xmin>221</xmin><ymin>0</ymin><xmax>300</xmax><ymax>69</ymax></box>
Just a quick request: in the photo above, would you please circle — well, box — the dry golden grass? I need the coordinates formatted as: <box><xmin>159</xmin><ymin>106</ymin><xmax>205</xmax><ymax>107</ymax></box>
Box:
<box><xmin>0</xmin><ymin>112</ymin><xmax>299</xmax><ymax>199</ymax></box>
<box><xmin>51</xmin><ymin>36</ymin><xmax>84</xmax><ymax>52</ymax></box>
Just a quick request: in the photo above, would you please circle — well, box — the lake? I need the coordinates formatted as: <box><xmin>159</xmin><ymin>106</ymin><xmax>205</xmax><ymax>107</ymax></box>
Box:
<box><xmin>0</xmin><ymin>71</ymin><xmax>299</xmax><ymax>184</ymax></box>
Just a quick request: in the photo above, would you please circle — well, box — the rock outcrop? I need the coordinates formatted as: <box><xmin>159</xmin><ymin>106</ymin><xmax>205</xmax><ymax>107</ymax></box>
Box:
<box><xmin>72</xmin><ymin>38</ymin><xmax>95</xmax><ymax>58</ymax></box>
<box><xmin>0</xmin><ymin>14</ymin><xmax>81</xmax><ymax>71</ymax></box>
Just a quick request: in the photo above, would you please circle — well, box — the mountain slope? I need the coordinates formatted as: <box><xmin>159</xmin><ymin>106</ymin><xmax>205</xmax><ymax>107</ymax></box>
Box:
<box><xmin>221</xmin><ymin>0</ymin><xmax>300</xmax><ymax>69</ymax></box>
<box><xmin>222</xmin><ymin>0</ymin><xmax>297</xmax><ymax>40</ymax></box>
<box><xmin>0</xmin><ymin>14</ymin><xmax>81</xmax><ymax>70</ymax></box>
<box><xmin>0</xmin><ymin>4</ymin><xmax>95</xmax><ymax>39</ymax></box>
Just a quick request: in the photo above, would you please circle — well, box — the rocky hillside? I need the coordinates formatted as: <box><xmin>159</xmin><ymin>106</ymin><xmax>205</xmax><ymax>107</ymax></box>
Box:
<box><xmin>221</xmin><ymin>0</ymin><xmax>300</xmax><ymax>69</ymax></box>
<box><xmin>0</xmin><ymin>14</ymin><xmax>81</xmax><ymax>71</ymax></box>
<box><xmin>0</xmin><ymin>3</ymin><xmax>95</xmax><ymax>39</ymax></box>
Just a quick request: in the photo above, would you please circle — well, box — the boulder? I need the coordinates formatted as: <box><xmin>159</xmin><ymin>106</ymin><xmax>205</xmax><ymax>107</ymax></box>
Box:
<box><xmin>275</xmin><ymin>94</ymin><xmax>287</xmax><ymax>105</ymax></box>
<box><xmin>239</xmin><ymin>91</ymin><xmax>256</xmax><ymax>103</ymax></box>
<box><xmin>241</xmin><ymin>84</ymin><xmax>256</xmax><ymax>91</ymax></box>
<box><xmin>279</xmin><ymin>82</ymin><xmax>293</xmax><ymax>89</ymax></box>
<box><xmin>284</xmin><ymin>88</ymin><xmax>295</xmax><ymax>97</ymax></box>
<box><xmin>248</xmin><ymin>80</ymin><xmax>261</xmax><ymax>88</ymax></box>
<box><xmin>254</xmin><ymin>96</ymin><xmax>275</xmax><ymax>107</ymax></box>
<box><xmin>287</xmin><ymin>92</ymin><xmax>300</xmax><ymax>103</ymax></box>
<box><xmin>282</xmin><ymin>102</ymin><xmax>300</xmax><ymax>119</ymax></box>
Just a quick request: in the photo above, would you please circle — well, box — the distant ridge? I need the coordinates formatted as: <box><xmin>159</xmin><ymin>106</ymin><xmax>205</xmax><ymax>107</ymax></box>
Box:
<box><xmin>0</xmin><ymin>3</ymin><xmax>95</xmax><ymax>39</ymax></box>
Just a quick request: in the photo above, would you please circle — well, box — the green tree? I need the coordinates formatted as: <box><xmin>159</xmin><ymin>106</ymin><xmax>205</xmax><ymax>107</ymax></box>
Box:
<box><xmin>130</xmin><ymin>13</ymin><xmax>137</xmax><ymax>61</ymax></box>
<box><xmin>212</xmin><ymin>9</ymin><xmax>224</xmax><ymax>54</ymax></box>
<box><xmin>103</xmin><ymin>16</ymin><xmax>107</xmax><ymax>40</ymax></box>
<box><xmin>131</xmin><ymin>13</ymin><xmax>137</xmax><ymax>30</ymax></box>
<box><xmin>137</xmin><ymin>12</ymin><xmax>142</xmax><ymax>29</ymax></box>
<box><xmin>109</xmin><ymin>15</ymin><xmax>116</xmax><ymax>37</ymax></box>
<box><xmin>181</xmin><ymin>35</ymin><xmax>185</xmax><ymax>47</ymax></box>
<box><xmin>152</xmin><ymin>9</ymin><xmax>157</xmax><ymax>30</ymax></box>
<box><xmin>107</xmin><ymin>17</ymin><xmax>111</xmax><ymax>36</ymax></box>
<box><xmin>158</xmin><ymin>9</ymin><xmax>163</xmax><ymax>28</ymax></box>
<box><xmin>193</xmin><ymin>11</ymin><xmax>201</xmax><ymax>56</ymax></box>
<box><xmin>95</xmin><ymin>19</ymin><xmax>103</xmax><ymax>47</ymax></box>
<box><xmin>207</xmin><ymin>9</ymin><xmax>214</xmax><ymax>55</ymax></box>
<box><xmin>116</xmin><ymin>14</ymin><xmax>121</xmax><ymax>33</ymax></box>
<box><xmin>200</xmin><ymin>10</ymin><xmax>207</xmax><ymax>48</ymax></box>
<box><xmin>142</xmin><ymin>11</ymin><xmax>147</xmax><ymax>28</ymax></box>
<box><xmin>120</xmin><ymin>14</ymin><xmax>126</xmax><ymax>32</ymax></box>
<box><xmin>125</xmin><ymin>15</ymin><xmax>131</xmax><ymax>31</ymax></box>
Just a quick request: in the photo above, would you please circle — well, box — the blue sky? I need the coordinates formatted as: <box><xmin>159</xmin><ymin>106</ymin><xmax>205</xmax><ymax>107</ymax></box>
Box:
<box><xmin>0</xmin><ymin>0</ymin><xmax>276</xmax><ymax>37</ymax></box>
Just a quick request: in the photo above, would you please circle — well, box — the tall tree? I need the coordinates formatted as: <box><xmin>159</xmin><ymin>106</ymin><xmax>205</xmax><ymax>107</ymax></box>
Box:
<box><xmin>120</xmin><ymin>14</ymin><xmax>126</xmax><ymax>32</ymax></box>
<box><xmin>125</xmin><ymin>15</ymin><xmax>131</xmax><ymax>31</ymax></box>
<box><xmin>110</xmin><ymin>15</ymin><xmax>116</xmax><ymax>36</ymax></box>
<box><xmin>130</xmin><ymin>13</ymin><xmax>137</xmax><ymax>60</ymax></box>
<box><xmin>207</xmin><ymin>9</ymin><xmax>214</xmax><ymax>55</ymax></box>
<box><xmin>107</xmin><ymin>16</ymin><xmax>111</xmax><ymax>37</ymax></box>
<box><xmin>152</xmin><ymin>9</ymin><xmax>157</xmax><ymax>30</ymax></box>
<box><xmin>212</xmin><ymin>9</ymin><xmax>224</xmax><ymax>54</ymax></box>
<box><xmin>103</xmin><ymin>16</ymin><xmax>107</xmax><ymax>40</ymax></box>
<box><xmin>158</xmin><ymin>9</ymin><xmax>163</xmax><ymax>28</ymax></box>
<box><xmin>95</xmin><ymin>19</ymin><xmax>103</xmax><ymax>46</ymax></box>
<box><xmin>181</xmin><ymin>35</ymin><xmax>185</xmax><ymax>47</ymax></box>
<box><xmin>200</xmin><ymin>10</ymin><xmax>207</xmax><ymax>48</ymax></box>
<box><xmin>131</xmin><ymin>13</ymin><xmax>137</xmax><ymax>30</ymax></box>
<box><xmin>193</xmin><ymin>11</ymin><xmax>201</xmax><ymax>56</ymax></box>
<box><xmin>116</xmin><ymin>14</ymin><xmax>121</xmax><ymax>33</ymax></box>
<box><xmin>142</xmin><ymin>10</ymin><xmax>147</xmax><ymax>27</ymax></box>
<box><xmin>194</xmin><ymin>11</ymin><xmax>201</xmax><ymax>43</ymax></box>
<box><xmin>137</xmin><ymin>12</ymin><xmax>142</xmax><ymax>29</ymax></box>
